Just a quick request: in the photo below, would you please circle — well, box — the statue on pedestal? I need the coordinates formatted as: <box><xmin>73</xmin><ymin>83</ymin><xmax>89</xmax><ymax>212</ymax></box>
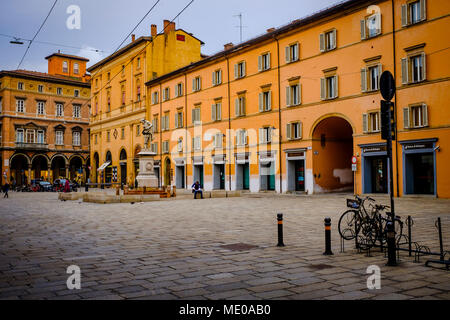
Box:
<box><xmin>141</xmin><ymin>119</ymin><xmax>153</xmax><ymax>150</ymax></box>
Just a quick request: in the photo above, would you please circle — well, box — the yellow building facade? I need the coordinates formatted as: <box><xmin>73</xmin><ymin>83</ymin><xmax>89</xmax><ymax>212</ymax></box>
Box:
<box><xmin>88</xmin><ymin>21</ymin><xmax>203</xmax><ymax>186</ymax></box>
<box><xmin>145</xmin><ymin>0</ymin><xmax>450</xmax><ymax>198</ymax></box>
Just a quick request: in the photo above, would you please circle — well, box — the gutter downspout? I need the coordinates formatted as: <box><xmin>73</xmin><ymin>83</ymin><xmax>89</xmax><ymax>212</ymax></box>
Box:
<box><xmin>159</xmin><ymin>82</ymin><xmax>163</xmax><ymax>187</ymax></box>
<box><xmin>184</xmin><ymin>73</ymin><xmax>188</xmax><ymax>189</ymax></box>
<box><xmin>275</xmin><ymin>36</ymin><xmax>283</xmax><ymax>194</ymax></box>
<box><xmin>226</xmin><ymin>55</ymin><xmax>232</xmax><ymax>191</ymax></box>
<box><xmin>392</xmin><ymin>0</ymin><xmax>400</xmax><ymax>198</ymax></box>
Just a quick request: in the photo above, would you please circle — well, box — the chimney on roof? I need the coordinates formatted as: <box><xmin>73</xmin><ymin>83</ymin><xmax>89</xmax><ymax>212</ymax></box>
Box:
<box><xmin>224</xmin><ymin>42</ymin><xmax>234</xmax><ymax>51</ymax></box>
<box><xmin>131</xmin><ymin>34</ymin><xmax>136</xmax><ymax>42</ymax></box>
<box><xmin>163</xmin><ymin>20</ymin><xmax>175</xmax><ymax>34</ymax></box>
<box><xmin>267</xmin><ymin>28</ymin><xmax>275</xmax><ymax>33</ymax></box>
<box><xmin>151</xmin><ymin>24</ymin><xmax>157</xmax><ymax>37</ymax></box>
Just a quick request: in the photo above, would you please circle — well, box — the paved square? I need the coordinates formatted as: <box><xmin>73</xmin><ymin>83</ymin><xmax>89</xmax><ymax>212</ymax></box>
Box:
<box><xmin>0</xmin><ymin>191</ymin><xmax>449</xmax><ymax>300</ymax></box>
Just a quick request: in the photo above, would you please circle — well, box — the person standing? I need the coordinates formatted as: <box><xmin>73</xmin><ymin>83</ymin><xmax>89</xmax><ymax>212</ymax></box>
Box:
<box><xmin>3</xmin><ymin>182</ymin><xmax>9</xmax><ymax>198</ymax></box>
<box><xmin>64</xmin><ymin>179</ymin><xmax>70</xmax><ymax>193</ymax></box>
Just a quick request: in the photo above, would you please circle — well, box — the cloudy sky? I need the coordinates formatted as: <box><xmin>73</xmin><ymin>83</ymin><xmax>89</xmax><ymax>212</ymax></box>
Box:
<box><xmin>0</xmin><ymin>0</ymin><xmax>340</xmax><ymax>73</ymax></box>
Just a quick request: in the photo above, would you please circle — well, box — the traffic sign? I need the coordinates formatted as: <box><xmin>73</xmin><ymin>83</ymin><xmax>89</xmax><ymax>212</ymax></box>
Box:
<box><xmin>351</xmin><ymin>156</ymin><xmax>357</xmax><ymax>164</ymax></box>
<box><xmin>380</xmin><ymin>71</ymin><xmax>395</xmax><ymax>101</ymax></box>
<box><xmin>352</xmin><ymin>164</ymin><xmax>357</xmax><ymax>171</ymax></box>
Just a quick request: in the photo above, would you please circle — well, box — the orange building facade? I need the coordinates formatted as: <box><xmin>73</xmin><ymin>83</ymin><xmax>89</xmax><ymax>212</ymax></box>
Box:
<box><xmin>145</xmin><ymin>0</ymin><xmax>450</xmax><ymax>198</ymax></box>
<box><xmin>0</xmin><ymin>53</ymin><xmax>91</xmax><ymax>186</ymax></box>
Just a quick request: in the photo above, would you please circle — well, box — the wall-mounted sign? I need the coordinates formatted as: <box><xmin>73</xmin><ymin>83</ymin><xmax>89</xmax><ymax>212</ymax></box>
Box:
<box><xmin>404</xmin><ymin>142</ymin><xmax>433</xmax><ymax>150</ymax></box>
<box><xmin>362</xmin><ymin>146</ymin><xmax>386</xmax><ymax>153</ymax></box>
<box><xmin>352</xmin><ymin>164</ymin><xmax>357</xmax><ymax>171</ymax></box>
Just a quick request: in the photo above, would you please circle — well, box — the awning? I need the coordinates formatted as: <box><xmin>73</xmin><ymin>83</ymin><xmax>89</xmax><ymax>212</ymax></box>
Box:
<box><xmin>97</xmin><ymin>161</ymin><xmax>111</xmax><ymax>171</ymax></box>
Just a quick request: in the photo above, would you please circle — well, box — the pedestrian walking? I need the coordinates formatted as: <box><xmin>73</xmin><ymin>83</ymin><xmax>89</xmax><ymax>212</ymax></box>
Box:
<box><xmin>3</xmin><ymin>182</ymin><xmax>10</xmax><ymax>198</ymax></box>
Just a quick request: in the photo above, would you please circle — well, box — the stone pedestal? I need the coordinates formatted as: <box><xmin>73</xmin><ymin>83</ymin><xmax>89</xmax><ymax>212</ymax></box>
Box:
<box><xmin>136</xmin><ymin>150</ymin><xmax>158</xmax><ymax>188</ymax></box>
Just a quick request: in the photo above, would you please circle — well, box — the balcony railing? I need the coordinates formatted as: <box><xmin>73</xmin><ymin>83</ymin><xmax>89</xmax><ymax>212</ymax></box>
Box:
<box><xmin>15</xmin><ymin>142</ymin><xmax>49</xmax><ymax>150</ymax></box>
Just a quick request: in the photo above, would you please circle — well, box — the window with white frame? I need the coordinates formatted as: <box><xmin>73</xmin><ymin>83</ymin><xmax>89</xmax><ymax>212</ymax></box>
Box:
<box><xmin>16</xmin><ymin>128</ymin><xmax>24</xmax><ymax>143</ymax></box>
<box><xmin>55</xmin><ymin>130</ymin><xmax>64</xmax><ymax>145</ymax></box>
<box><xmin>259</xmin><ymin>91</ymin><xmax>272</xmax><ymax>112</ymax></box>
<box><xmin>57</xmin><ymin>87</ymin><xmax>62</xmax><ymax>95</ymax></box>
<box><xmin>161</xmin><ymin>113</ymin><xmax>170</xmax><ymax>131</ymax></box>
<box><xmin>286</xmin><ymin>83</ymin><xmax>301</xmax><ymax>106</ymax></box>
<box><xmin>213</xmin><ymin>133</ymin><xmax>223</xmax><ymax>148</ymax></box>
<box><xmin>175</xmin><ymin>83</ymin><xmax>183</xmax><ymax>97</ymax></box>
<box><xmin>163</xmin><ymin>87</ymin><xmax>170</xmax><ymax>101</ymax></box>
<box><xmin>361</xmin><ymin>13</ymin><xmax>381</xmax><ymax>39</ymax></box>
<box><xmin>234</xmin><ymin>61</ymin><xmax>246</xmax><ymax>79</ymax></box>
<box><xmin>236</xmin><ymin>129</ymin><xmax>248</xmax><ymax>146</ymax></box>
<box><xmin>320</xmin><ymin>75</ymin><xmax>338</xmax><ymax>100</ymax></box>
<box><xmin>192</xmin><ymin>107</ymin><xmax>201</xmax><ymax>124</ymax></box>
<box><xmin>18</xmin><ymin>82</ymin><xmax>24</xmax><ymax>90</ymax></box>
<box><xmin>73</xmin><ymin>104</ymin><xmax>81</xmax><ymax>118</ymax></box>
<box><xmin>259</xmin><ymin>127</ymin><xmax>273</xmax><ymax>144</ymax></box>
<box><xmin>38</xmin><ymin>85</ymin><xmax>44</xmax><ymax>93</ymax></box>
<box><xmin>235</xmin><ymin>96</ymin><xmax>246</xmax><ymax>117</ymax></box>
<box><xmin>37</xmin><ymin>101</ymin><xmax>45</xmax><ymax>115</ymax></box>
<box><xmin>152</xmin><ymin>91</ymin><xmax>159</xmax><ymax>104</ymax></box>
<box><xmin>320</xmin><ymin>29</ymin><xmax>337</xmax><ymax>52</ymax></box>
<box><xmin>36</xmin><ymin>130</ymin><xmax>45</xmax><ymax>144</ymax></box>
<box><xmin>211</xmin><ymin>102</ymin><xmax>222</xmax><ymax>121</ymax></box>
<box><xmin>193</xmin><ymin>136</ymin><xmax>201</xmax><ymax>151</ymax></box>
<box><xmin>402</xmin><ymin>0</ymin><xmax>426</xmax><ymax>27</ymax></box>
<box><xmin>63</xmin><ymin>61</ymin><xmax>68</xmax><ymax>73</ymax></box>
<box><xmin>26</xmin><ymin>129</ymin><xmax>35</xmax><ymax>143</ymax></box>
<box><xmin>74</xmin><ymin>63</ymin><xmax>79</xmax><ymax>75</ymax></box>
<box><xmin>286</xmin><ymin>122</ymin><xmax>302</xmax><ymax>140</ymax></box>
<box><xmin>212</xmin><ymin>70</ymin><xmax>222</xmax><ymax>86</ymax></box>
<box><xmin>258</xmin><ymin>53</ymin><xmax>271</xmax><ymax>72</ymax></box>
<box><xmin>192</xmin><ymin>76</ymin><xmax>201</xmax><ymax>92</ymax></box>
<box><xmin>177</xmin><ymin>138</ymin><xmax>183</xmax><ymax>152</ymax></box>
<box><xmin>162</xmin><ymin>140</ymin><xmax>169</xmax><ymax>154</ymax></box>
<box><xmin>361</xmin><ymin>64</ymin><xmax>382</xmax><ymax>92</ymax></box>
<box><xmin>16</xmin><ymin>99</ymin><xmax>25</xmax><ymax>113</ymax></box>
<box><xmin>73</xmin><ymin>131</ymin><xmax>81</xmax><ymax>146</ymax></box>
<box><xmin>56</xmin><ymin>103</ymin><xmax>64</xmax><ymax>117</ymax></box>
<box><xmin>402</xmin><ymin>52</ymin><xmax>426</xmax><ymax>84</ymax></box>
<box><xmin>362</xmin><ymin>111</ymin><xmax>381</xmax><ymax>133</ymax></box>
<box><xmin>175</xmin><ymin>110</ymin><xmax>184</xmax><ymax>128</ymax></box>
<box><xmin>404</xmin><ymin>103</ymin><xmax>428</xmax><ymax>129</ymax></box>
<box><xmin>285</xmin><ymin>43</ymin><xmax>299</xmax><ymax>63</ymax></box>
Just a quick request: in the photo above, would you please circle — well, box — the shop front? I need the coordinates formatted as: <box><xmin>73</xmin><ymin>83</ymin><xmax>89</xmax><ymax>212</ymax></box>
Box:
<box><xmin>235</xmin><ymin>153</ymin><xmax>250</xmax><ymax>190</ymax></box>
<box><xmin>400</xmin><ymin>139</ymin><xmax>437</xmax><ymax>196</ymax></box>
<box><xmin>360</xmin><ymin>143</ymin><xmax>389</xmax><ymax>194</ymax></box>
<box><xmin>285</xmin><ymin>148</ymin><xmax>306</xmax><ymax>193</ymax></box>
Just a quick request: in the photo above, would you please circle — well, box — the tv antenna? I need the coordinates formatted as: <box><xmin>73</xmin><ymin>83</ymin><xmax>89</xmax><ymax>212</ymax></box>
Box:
<box><xmin>233</xmin><ymin>13</ymin><xmax>247</xmax><ymax>43</ymax></box>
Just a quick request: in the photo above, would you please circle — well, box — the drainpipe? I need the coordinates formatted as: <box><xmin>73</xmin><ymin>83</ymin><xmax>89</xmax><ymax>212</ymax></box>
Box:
<box><xmin>392</xmin><ymin>0</ymin><xmax>400</xmax><ymax>198</ymax></box>
<box><xmin>226</xmin><ymin>55</ymin><xmax>232</xmax><ymax>191</ymax></box>
<box><xmin>275</xmin><ymin>36</ymin><xmax>283</xmax><ymax>194</ymax></box>
<box><xmin>159</xmin><ymin>82</ymin><xmax>162</xmax><ymax>187</ymax></box>
<box><xmin>184</xmin><ymin>72</ymin><xmax>188</xmax><ymax>189</ymax></box>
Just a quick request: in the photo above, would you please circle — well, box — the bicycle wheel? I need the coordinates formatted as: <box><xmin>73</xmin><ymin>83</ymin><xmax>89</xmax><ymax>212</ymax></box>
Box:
<box><xmin>379</xmin><ymin>217</ymin><xmax>404</xmax><ymax>244</ymax></box>
<box><xmin>338</xmin><ymin>210</ymin><xmax>360</xmax><ymax>240</ymax></box>
<box><xmin>360</xmin><ymin>219</ymin><xmax>379</xmax><ymax>248</ymax></box>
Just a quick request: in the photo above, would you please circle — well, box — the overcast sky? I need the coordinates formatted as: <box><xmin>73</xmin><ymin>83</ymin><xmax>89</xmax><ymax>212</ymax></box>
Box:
<box><xmin>0</xmin><ymin>0</ymin><xmax>340</xmax><ymax>73</ymax></box>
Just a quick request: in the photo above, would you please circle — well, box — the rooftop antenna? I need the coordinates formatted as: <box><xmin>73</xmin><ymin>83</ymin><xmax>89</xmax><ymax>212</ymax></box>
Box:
<box><xmin>233</xmin><ymin>13</ymin><xmax>247</xmax><ymax>43</ymax></box>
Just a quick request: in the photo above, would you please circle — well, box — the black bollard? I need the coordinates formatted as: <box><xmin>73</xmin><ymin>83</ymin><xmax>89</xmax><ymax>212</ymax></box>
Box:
<box><xmin>277</xmin><ymin>213</ymin><xmax>285</xmax><ymax>247</ymax></box>
<box><xmin>85</xmin><ymin>183</ymin><xmax>88</xmax><ymax>192</ymax></box>
<box><xmin>386</xmin><ymin>221</ymin><xmax>397</xmax><ymax>266</ymax></box>
<box><xmin>437</xmin><ymin>218</ymin><xmax>444</xmax><ymax>261</ymax></box>
<box><xmin>323</xmin><ymin>217</ymin><xmax>333</xmax><ymax>255</ymax></box>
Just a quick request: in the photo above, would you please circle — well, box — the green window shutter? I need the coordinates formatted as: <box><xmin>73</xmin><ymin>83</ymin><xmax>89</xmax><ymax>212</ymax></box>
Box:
<box><xmin>258</xmin><ymin>55</ymin><xmax>262</xmax><ymax>72</ymax></box>
<box><xmin>331</xmin><ymin>29</ymin><xmax>337</xmax><ymax>49</ymax></box>
<box><xmin>361</xmin><ymin>68</ymin><xmax>367</xmax><ymax>92</ymax></box>
<box><xmin>286</xmin><ymin>86</ymin><xmax>291</xmax><ymax>107</ymax></box>
<box><xmin>375</xmin><ymin>13</ymin><xmax>381</xmax><ymax>35</ymax></box>
<box><xmin>401</xmin><ymin>58</ymin><xmax>408</xmax><ymax>84</ymax></box>
<box><xmin>420</xmin><ymin>0</ymin><xmax>427</xmax><ymax>21</ymax></box>
<box><xmin>401</xmin><ymin>4</ymin><xmax>408</xmax><ymax>27</ymax></box>
<box><xmin>294</xmin><ymin>44</ymin><xmax>299</xmax><ymax>61</ymax></box>
<box><xmin>286</xmin><ymin>123</ymin><xmax>291</xmax><ymax>140</ymax></box>
<box><xmin>174</xmin><ymin>113</ymin><xmax>178</xmax><ymax>128</ymax></box>
<box><xmin>259</xmin><ymin>128</ymin><xmax>264</xmax><ymax>143</ymax></box>
<box><xmin>267</xmin><ymin>53</ymin><xmax>271</xmax><ymax>69</ymax></box>
<box><xmin>377</xmin><ymin>64</ymin><xmax>382</xmax><ymax>89</ymax></box>
<box><xmin>422</xmin><ymin>104</ymin><xmax>428</xmax><ymax>127</ymax></box>
<box><xmin>192</xmin><ymin>109</ymin><xmax>195</xmax><ymax>124</ymax></box>
<box><xmin>403</xmin><ymin>107</ymin><xmax>410</xmax><ymax>129</ymax></box>
<box><xmin>217</xmin><ymin>103</ymin><xmax>221</xmax><ymax>120</ymax></box>
<box><xmin>360</xmin><ymin>19</ymin><xmax>366</xmax><ymax>40</ymax></box>
<box><xmin>333</xmin><ymin>75</ymin><xmax>338</xmax><ymax>98</ymax></box>
<box><xmin>297</xmin><ymin>84</ymin><xmax>301</xmax><ymax>105</ymax></box>
<box><xmin>299</xmin><ymin>122</ymin><xmax>302</xmax><ymax>139</ymax></box>
<box><xmin>211</xmin><ymin>104</ymin><xmax>216</xmax><ymax>121</ymax></box>
<box><xmin>242</xmin><ymin>97</ymin><xmax>245</xmax><ymax>115</ymax></box>
<box><xmin>242</xmin><ymin>61</ymin><xmax>246</xmax><ymax>77</ymax></box>
<box><xmin>320</xmin><ymin>78</ymin><xmax>326</xmax><ymax>100</ymax></box>
<box><xmin>421</xmin><ymin>52</ymin><xmax>426</xmax><ymax>81</ymax></box>
<box><xmin>192</xmin><ymin>78</ymin><xmax>196</xmax><ymax>91</ymax></box>
<box><xmin>212</xmin><ymin>71</ymin><xmax>215</xmax><ymax>86</ymax></box>
<box><xmin>362</xmin><ymin>113</ymin><xmax>368</xmax><ymax>133</ymax></box>
<box><xmin>267</xmin><ymin>91</ymin><xmax>272</xmax><ymax>110</ymax></box>
<box><xmin>234</xmin><ymin>64</ymin><xmax>238</xmax><ymax>79</ymax></box>
<box><xmin>319</xmin><ymin>33</ymin><xmax>325</xmax><ymax>52</ymax></box>
<box><xmin>285</xmin><ymin>46</ymin><xmax>290</xmax><ymax>63</ymax></box>
<box><xmin>235</xmin><ymin>98</ymin><xmax>239</xmax><ymax>116</ymax></box>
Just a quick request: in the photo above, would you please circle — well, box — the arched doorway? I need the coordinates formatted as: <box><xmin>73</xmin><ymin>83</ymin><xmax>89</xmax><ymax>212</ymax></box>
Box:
<box><xmin>51</xmin><ymin>155</ymin><xmax>67</xmax><ymax>180</ymax></box>
<box><xmin>164</xmin><ymin>157</ymin><xmax>171</xmax><ymax>186</ymax></box>
<box><xmin>93</xmin><ymin>152</ymin><xmax>99</xmax><ymax>183</ymax></box>
<box><xmin>312</xmin><ymin>116</ymin><xmax>354</xmax><ymax>193</ymax></box>
<box><xmin>105</xmin><ymin>151</ymin><xmax>112</xmax><ymax>183</ymax></box>
<box><xmin>10</xmin><ymin>154</ymin><xmax>30</xmax><ymax>185</ymax></box>
<box><xmin>69</xmin><ymin>156</ymin><xmax>83</xmax><ymax>181</ymax></box>
<box><xmin>31</xmin><ymin>155</ymin><xmax>49</xmax><ymax>181</ymax></box>
<box><xmin>119</xmin><ymin>149</ymin><xmax>127</xmax><ymax>186</ymax></box>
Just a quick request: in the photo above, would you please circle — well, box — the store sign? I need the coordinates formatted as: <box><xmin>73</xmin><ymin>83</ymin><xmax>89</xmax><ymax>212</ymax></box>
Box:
<box><xmin>362</xmin><ymin>146</ymin><xmax>386</xmax><ymax>153</ymax></box>
<box><xmin>404</xmin><ymin>142</ymin><xmax>433</xmax><ymax>150</ymax></box>
<box><xmin>287</xmin><ymin>152</ymin><xmax>304</xmax><ymax>158</ymax></box>
<box><xmin>352</xmin><ymin>164</ymin><xmax>357</xmax><ymax>171</ymax></box>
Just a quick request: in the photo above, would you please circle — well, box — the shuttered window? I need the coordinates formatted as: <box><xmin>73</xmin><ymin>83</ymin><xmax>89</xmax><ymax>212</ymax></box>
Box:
<box><xmin>286</xmin><ymin>122</ymin><xmax>302</xmax><ymax>140</ymax></box>
<box><xmin>361</xmin><ymin>64</ymin><xmax>382</xmax><ymax>92</ymax></box>
<box><xmin>285</xmin><ymin>43</ymin><xmax>299</xmax><ymax>63</ymax></box>
<box><xmin>286</xmin><ymin>84</ymin><xmax>301</xmax><ymax>106</ymax></box>
<box><xmin>234</xmin><ymin>61</ymin><xmax>246</xmax><ymax>79</ymax></box>
<box><xmin>259</xmin><ymin>91</ymin><xmax>272</xmax><ymax>112</ymax></box>
<box><xmin>258</xmin><ymin>53</ymin><xmax>271</xmax><ymax>72</ymax></box>
<box><xmin>259</xmin><ymin>127</ymin><xmax>273</xmax><ymax>144</ymax></box>
<box><xmin>402</xmin><ymin>0</ymin><xmax>426</xmax><ymax>27</ymax></box>
<box><xmin>212</xmin><ymin>70</ymin><xmax>222</xmax><ymax>86</ymax></box>
<box><xmin>236</xmin><ymin>129</ymin><xmax>248</xmax><ymax>146</ymax></box>
<box><xmin>175</xmin><ymin>111</ymin><xmax>183</xmax><ymax>128</ymax></box>
<box><xmin>192</xmin><ymin>77</ymin><xmax>201</xmax><ymax>92</ymax></box>
<box><xmin>211</xmin><ymin>103</ymin><xmax>222</xmax><ymax>121</ymax></box>
<box><xmin>362</xmin><ymin>112</ymin><xmax>381</xmax><ymax>133</ymax></box>
<box><xmin>401</xmin><ymin>53</ymin><xmax>426</xmax><ymax>84</ymax></box>
<box><xmin>320</xmin><ymin>29</ymin><xmax>336</xmax><ymax>52</ymax></box>
<box><xmin>320</xmin><ymin>75</ymin><xmax>338</xmax><ymax>100</ymax></box>
<box><xmin>192</xmin><ymin>107</ymin><xmax>201</xmax><ymax>124</ymax></box>
<box><xmin>404</xmin><ymin>104</ymin><xmax>428</xmax><ymax>128</ymax></box>
<box><xmin>361</xmin><ymin>13</ymin><xmax>381</xmax><ymax>39</ymax></box>
<box><xmin>235</xmin><ymin>97</ymin><xmax>245</xmax><ymax>117</ymax></box>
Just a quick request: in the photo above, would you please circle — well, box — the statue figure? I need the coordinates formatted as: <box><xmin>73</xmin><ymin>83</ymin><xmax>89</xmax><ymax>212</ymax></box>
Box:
<box><xmin>141</xmin><ymin>119</ymin><xmax>153</xmax><ymax>150</ymax></box>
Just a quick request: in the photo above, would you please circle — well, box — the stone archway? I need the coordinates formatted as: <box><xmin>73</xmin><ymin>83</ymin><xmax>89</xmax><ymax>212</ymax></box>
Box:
<box><xmin>51</xmin><ymin>155</ymin><xmax>67</xmax><ymax>181</ymax></box>
<box><xmin>312</xmin><ymin>116</ymin><xmax>354</xmax><ymax>193</ymax></box>
<box><xmin>10</xmin><ymin>154</ymin><xmax>30</xmax><ymax>185</ymax></box>
<box><xmin>31</xmin><ymin>154</ymin><xmax>49</xmax><ymax>181</ymax></box>
<box><xmin>164</xmin><ymin>157</ymin><xmax>171</xmax><ymax>187</ymax></box>
<box><xmin>69</xmin><ymin>155</ymin><xmax>83</xmax><ymax>181</ymax></box>
<box><xmin>119</xmin><ymin>148</ymin><xmax>127</xmax><ymax>186</ymax></box>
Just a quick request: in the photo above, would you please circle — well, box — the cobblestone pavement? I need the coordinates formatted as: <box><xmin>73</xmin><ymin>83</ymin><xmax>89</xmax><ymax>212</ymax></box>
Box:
<box><xmin>0</xmin><ymin>191</ymin><xmax>449</xmax><ymax>300</ymax></box>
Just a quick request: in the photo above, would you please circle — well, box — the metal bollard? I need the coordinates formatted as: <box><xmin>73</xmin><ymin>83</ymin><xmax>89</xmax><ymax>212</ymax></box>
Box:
<box><xmin>85</xmin><ymin>183</ymin><xmax>88</xmax><ymax>192</ymax></box>
<box><xmin>277</xmin><ymin>213</ymin><xmax>285</xmax><ymax>247</ymax></box>
<box><xmin>323</xmin><ymin>217</ymin><xmax>333</xmax><ymax>255</ymax></box>
<box><xmin>436</xmin><ymin>217</ymin><xmax>444</xmax><ymax>261</ymax></box>
<box><xmin>386</xmin><ymin>221</ymin><xmax>397</xmax><ymax>266</ymax></box>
